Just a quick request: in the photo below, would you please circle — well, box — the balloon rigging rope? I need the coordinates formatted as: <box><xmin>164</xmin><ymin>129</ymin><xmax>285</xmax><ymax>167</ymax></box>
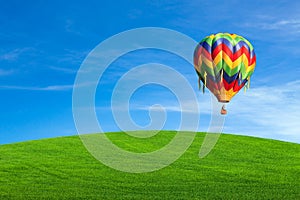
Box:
<box><xmin>203</xmin><ymin>71</ymin><xmax>207</xmax><ymax>94</ymax></box>
<box><xmin>221</xmin><ymin>69</ymin><xmax>223</xmax><ymax>82</ymax></box>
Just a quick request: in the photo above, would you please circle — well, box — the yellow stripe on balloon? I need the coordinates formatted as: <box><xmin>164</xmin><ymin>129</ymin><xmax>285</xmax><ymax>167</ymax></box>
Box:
<box><xmin>197</xmin><ymin>58</ymin><xmax>202</xmax><ymax>69</ymax></box>
<box><xmin>202</xmin><ymin>56</ymin><xmax>214</xmax><ymax>69</ymax></box>
<box><xmin>231</xmin><ymin>34</ymin><xmax>237</xmax><ymax>39</ymax></box>
<box><xmin>242</xmin><ymin>54</ymin><xmax>249</xmax><ymax>72</ymax></box>
<box><xmin>232</xmin><ymin>54</ymin><xmax>248</xmax><ymax>69</ymax></box>
<box><xmin>222</xmin><ymin>52</ymin><xmax>233</xmax><ymax>68</ymax></box>
<box><xmin>213</xmin><ymin>51</ymin><xmax>222</xmax><ymax>65</ymax></box>
<box><xmin>213</xmin><ymin>51</ymin><xmax>251</xmax><ymax>70</ymax></box>
<box><xmin>246</xmin><ymin>63</ymin><xmax>256</xmax><ymax>73</ymax></box>
<box><xmin>213</xmin><ymin>51</ymin><xmax>233</xmax><ymax>69</ymax></box>
<box><xmin>211</xmin><ymin>87</ymin><xmax>238</xmax><ymax>102</ymax></box>
<box><xmin>208</xmin><ymin>35</ymin><xmax>215</xmax><ymax>39</ymax></box>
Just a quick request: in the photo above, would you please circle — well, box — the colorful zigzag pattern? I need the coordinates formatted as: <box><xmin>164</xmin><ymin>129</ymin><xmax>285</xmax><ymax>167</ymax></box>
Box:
<box><xmin>194</xmin><ymin>33</ymin><xmax>256</xmax><ymax>102</ymax></box>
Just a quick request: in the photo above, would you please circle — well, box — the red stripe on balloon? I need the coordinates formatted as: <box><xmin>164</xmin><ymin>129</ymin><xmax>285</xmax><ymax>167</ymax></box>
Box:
<box><xmin>232</xmin><ymin>46</ymin><xmax>249</xmax><ymax>61</ymax></box>
<box><xmin>197</xmin><ymin>47</ymin><xmax>212</xmax><ymax>61</ymax></box>
<box><xmin>224</xmin><ymin>78</ymin><xmax>246</xmax><ymax>92</ymax></box>
<box><xmin>203</xmin><ymin>77</ymin><xmax>246</xmax><ymax>93</ymax></box>
<box><xmin>212</xmin><ymin>44</ymin><xmax>233</xmax><ymax>60</ymax></box>
<box><xmin>223</xmin><ymin>79</ymin><xmax>235</xmax><ymax>90</ymax></box>
<box><xmin>249</xmin><ymin>54</ymin><xmax>256</xmax><ymax>65</ymax></box>
<box><xmin>211</xmin><ymin>44</ymin><xmax>253</xmax><ymax>64</ymax></box>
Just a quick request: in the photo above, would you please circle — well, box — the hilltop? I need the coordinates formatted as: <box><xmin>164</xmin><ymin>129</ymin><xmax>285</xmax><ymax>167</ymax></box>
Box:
<box><xmin>0</xmin><ymin>131</ymin><xmax>299</xmax><ymax>199</ymax></box>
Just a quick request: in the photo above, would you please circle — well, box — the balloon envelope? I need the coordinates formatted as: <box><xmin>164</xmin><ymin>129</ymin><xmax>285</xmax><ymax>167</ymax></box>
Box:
<box><xmin>194</xmin><ymin>33</ymin><xmax>256</xmax><ymax>102</ymax></box>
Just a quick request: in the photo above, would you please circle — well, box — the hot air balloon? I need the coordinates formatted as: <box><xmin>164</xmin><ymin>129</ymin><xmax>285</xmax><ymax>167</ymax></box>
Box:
<box><xmin>194</xmin><ymin>33</ymin><xmax>256</xmax><ymax>114</ymax></box>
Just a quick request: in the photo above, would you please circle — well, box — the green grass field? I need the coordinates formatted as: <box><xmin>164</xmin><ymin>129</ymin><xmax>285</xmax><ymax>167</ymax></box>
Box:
<box><xmin>0</xmin><ymin>131</ymin><xmax>299</xmax><ymax>199</ymax></box>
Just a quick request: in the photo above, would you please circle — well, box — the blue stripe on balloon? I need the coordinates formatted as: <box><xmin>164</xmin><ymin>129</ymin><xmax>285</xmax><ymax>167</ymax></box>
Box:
<box><xmin>210</xmin><ymin>38</ymin><xmax>252</xmax><ymax>54</ymax></box>
<box><xmin>199</xmin><ymin>41</ymin><xmax>212</xmax><ymax>54</ymax></box>
<box><xmin>198</xmin><ymin>70</ymin><xmax>248</xmax><ymax>86</ymax></box>
<box><xmin>238</xmin><ymin>79</ymin><xmax>248</xmax><ymax>86</ymax></box>
<box><xmin>234</xmin><ymin>41</ymin><xmax>250</xmax><ymax>53</ymax></box>
<box><xmin>250</xmin><ymin>50</ymin><xmax>255</xmax><ymax>59</ymax></box>
<box><xmin>223</xmin><ymin>71</ymin><xmax>239</xmax><ymax>84</ymax></box>
<box><xmin>223</xmin><ymin>71</ymin><xmax>248</xmax><ymax>85</ymax></box>
<box><xmin>212</xmin><ymin>38</ymin><xmax>233</xmax><ymax>50</ymax></box>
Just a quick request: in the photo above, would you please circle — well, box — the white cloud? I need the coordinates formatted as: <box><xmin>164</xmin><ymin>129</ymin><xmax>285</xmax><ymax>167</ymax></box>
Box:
<box><xmin>0</xmin><ymin>80</ymin><xmax>96</xmax><ymax>91</ymax></box>
<box><xmin>133</xmin><ymin>93</ymin><xmax>217</xmax><ymax>115</ymax></box>
<box><xmin>0</xmin><ymin>84</ymin><xmax>74</xmax><ymax>91</ymax></box>
<box><xmin>49</xmin><ymin>66</ymin><xmax>78</xmax><ymax>74</ymax></box>
<box><xmin>0</xmin><ymin>48</ymin><xmax>33</xmax><ymax>61</ymax></box>
<box><xmin>225</xmin><ymin>80</ymin><xmax>300</xmax><ymax>143</ymax></box>
<box><xmin>243</xmin><ymin>19</ymin><xmax>300</xmax><ymax>31</ymax></box>
<box><xmin>58</xmin><ymin>49</ymin><xmax>88</xmax><ymax>64</ymax></box>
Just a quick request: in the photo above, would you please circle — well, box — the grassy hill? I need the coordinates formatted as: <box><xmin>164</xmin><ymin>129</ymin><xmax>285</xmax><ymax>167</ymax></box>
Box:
<box><xmin>0</xmin><ymin>131</ymin><xmax>299</xmax><ymax>199</ymax></box>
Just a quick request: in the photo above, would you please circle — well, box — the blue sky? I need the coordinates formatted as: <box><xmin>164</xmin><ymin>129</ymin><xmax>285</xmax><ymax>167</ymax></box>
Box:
<box><xmin>1</xmin><ymin>0</ymin><xmax>300</xmax><ymax>144</ymax></box>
